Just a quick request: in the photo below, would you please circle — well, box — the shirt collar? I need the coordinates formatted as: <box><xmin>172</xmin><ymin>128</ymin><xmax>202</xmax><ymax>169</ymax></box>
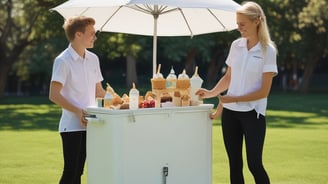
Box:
<box><xmin>238</xmin><ymin>38</ymin><xmax>261</xmax><ymax>52</ymax></box>
<box><xmin>68</xmin><ymin>44</ymin><xmax>87</xmax><ymax>61</ymax></box>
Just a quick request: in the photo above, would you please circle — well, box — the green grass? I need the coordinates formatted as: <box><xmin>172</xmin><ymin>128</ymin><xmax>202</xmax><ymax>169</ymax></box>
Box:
<box><xmin>0</xmin><ymin>131</ymin><xmax>65</xmax><ymax>184</ymax></box>
<box><xmin>1</xmin><ymin>93</ymin><xmax>328</xmax><ymax>184</ymax></box>
<box><xmin>211</xmin><ymin>92</ymin><xmax>328</xmax><ymax>184</ymax></box>
<box><xmin>212</xmin><ymin>127</ymin><xmax>328</xmax><ymax>184</ymax></box>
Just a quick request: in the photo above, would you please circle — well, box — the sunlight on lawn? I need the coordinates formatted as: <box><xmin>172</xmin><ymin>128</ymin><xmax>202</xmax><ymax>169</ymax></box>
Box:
<box><xmin>266</xmin><ymin>109</ymin><xmax>328</xmax><ymax>128</ymax></box>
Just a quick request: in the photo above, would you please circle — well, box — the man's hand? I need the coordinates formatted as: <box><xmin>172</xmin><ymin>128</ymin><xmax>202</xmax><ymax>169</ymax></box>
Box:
<box><xmin>78</xmin><ymin>109</ymin><xmax>88</xmax><ymax>127</ymax></box>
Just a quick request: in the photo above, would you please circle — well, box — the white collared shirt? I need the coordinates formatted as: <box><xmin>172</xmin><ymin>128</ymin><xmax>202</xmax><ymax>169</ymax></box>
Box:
<box><xmin>51</xmin><ymin>45</ymin><xmax>103</xmax><ymax>132</ymax></box>
<box><xmin>223</xmin><ymin>38</ymin><xmax>278</xmax><ymax>116</ymax></box>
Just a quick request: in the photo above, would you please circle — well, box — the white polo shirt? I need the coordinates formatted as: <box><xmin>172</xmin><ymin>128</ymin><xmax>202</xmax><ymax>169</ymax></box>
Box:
<box><xmin>51</xmin><ymin>45</ymin><xmax>103</xmax><ymax>132</ymax></box>
<box><xmin>223</xmin><ymin>38</ymin><xmax>278</xmax><ymax>116</ymax></box>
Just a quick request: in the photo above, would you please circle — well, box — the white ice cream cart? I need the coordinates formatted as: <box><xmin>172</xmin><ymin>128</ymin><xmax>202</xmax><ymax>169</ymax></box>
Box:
<box><xmin>86</xmin><ymin>104</ymin><xmax>213</xmax><ymax>184</ymax></box>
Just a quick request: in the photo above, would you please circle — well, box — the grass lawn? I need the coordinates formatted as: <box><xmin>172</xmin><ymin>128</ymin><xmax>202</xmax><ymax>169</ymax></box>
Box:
<box><xmin>0</xmin><ymin>93</ymin><xmax>328</xmax><ymax>184</ymax></box>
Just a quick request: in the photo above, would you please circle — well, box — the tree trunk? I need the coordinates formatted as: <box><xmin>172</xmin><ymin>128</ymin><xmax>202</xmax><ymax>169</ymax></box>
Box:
<box><xmin>299</xmin><ymin>57</ymin><xmax>318</xmax><ymax>93</ymax></box>
<box><xmin>206</xmin><ymin>49</ymin><xmax>225</xmax><ymax>88</ymax></box>
<box><xmin>184</xmin><ymin>48</ymin><xmax>197</xmax><ymax>76</ymax></box>
<box><xmin>126</xmin><ymin>55</ymin><xmax>138</xmax><ymax>88</ymax></box>
<box><xmin>0</xmin><ymin>61</ymin><xmax>11</xmax><ymax>98</ymax></box>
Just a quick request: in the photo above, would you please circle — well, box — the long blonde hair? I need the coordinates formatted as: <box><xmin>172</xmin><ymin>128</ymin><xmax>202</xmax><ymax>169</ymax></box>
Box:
<box><xmin>237</xmin><ymin>1</ymin><xmax>277</xmax><ymax>53</ymax></box>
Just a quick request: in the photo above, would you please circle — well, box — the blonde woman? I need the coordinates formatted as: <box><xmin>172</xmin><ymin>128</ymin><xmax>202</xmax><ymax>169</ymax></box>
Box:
<box><xmin>196</xmin><ymin>1</ymin><xmax>277</xmax><ymax>183</ymax></box>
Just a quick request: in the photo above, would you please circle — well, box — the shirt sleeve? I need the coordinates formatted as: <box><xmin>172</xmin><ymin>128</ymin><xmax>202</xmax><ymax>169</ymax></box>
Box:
<box><xmin>263</xmin><ymin>45</ymin><xmax>278</xmax><ymax>76</ymax></box>
<box><xmin>51</xmin><ymin>58</ymin><xmax>69</xmax><ymax>85</ymax></box>
<box><xmin>95</xmin><ymin>56</ymin><xmax>104</xmax><ymax>83</ymax></box>
<box><xmin>225</xmin><ymin>42</ymin><xmax>235</xmax><ymax>67</ymax></box>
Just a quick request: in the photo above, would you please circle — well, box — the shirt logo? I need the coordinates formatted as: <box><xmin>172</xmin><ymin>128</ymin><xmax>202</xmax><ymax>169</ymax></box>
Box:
<box><xmin>253</xmin><ymin>55</ymin><xmax>263</xmax><ymax>60</ymax></box>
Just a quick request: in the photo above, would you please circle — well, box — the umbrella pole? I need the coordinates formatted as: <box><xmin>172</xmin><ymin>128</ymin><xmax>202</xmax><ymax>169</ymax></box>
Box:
<box><xmin>153</xmin><ymin>25</ymin><xmax>157</xmax><ymax>76</ymax></box>
<box><xmin>153</xmin><ymin>5</ymin><xmax>159</xmax><ymax>76</ymax></box>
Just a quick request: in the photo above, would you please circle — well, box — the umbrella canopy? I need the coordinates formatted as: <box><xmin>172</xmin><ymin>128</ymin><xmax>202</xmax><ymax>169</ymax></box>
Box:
<box><xmin>51</xmin><ymin>0</ymin><xmax>240</xmax><ymax>75</ymax></box>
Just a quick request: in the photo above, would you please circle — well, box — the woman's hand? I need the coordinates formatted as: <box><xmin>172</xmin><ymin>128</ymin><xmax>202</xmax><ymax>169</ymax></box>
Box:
<box><xmin>195</xmin><ymin>88</ymin><xmax>209</xmax><ymax>99</ymax></box>
<box><xmin>217</xmin><ymin>72</ymin><xmax>275</xmax><ymax>104</ymax></box>
<box><xmin>219</xmin><ymin>94</ymin><xmax>238</xmax><ymax>103</ymax></box>
<box><xmin>210</xmin><ymin>103</ymin><xmax>223</xmax><ymax>119</ymax></box>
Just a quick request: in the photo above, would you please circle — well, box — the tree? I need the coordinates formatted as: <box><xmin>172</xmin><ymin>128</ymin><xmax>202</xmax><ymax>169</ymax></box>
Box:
<box><xmin>0</xmin><ymin>0</ymin><xmax>66</xmax><ymax>98</ymax></box>
<box><xmin>157</xmin><ymin>31</ymin><xmax>238</xmax><ymax>88</ymax></box>
<box><xmin>296</xmin><ymin>0</ymin><xmax>328</xmax><ymax>92</ymax></box>
<box><xmin>2</xmin><ymin>0</ymin><xmax>327</xmax><ymax>97</ymax></box>
<box><xmin>93</xmin><ymin>32</ymin><xmax>143</xmax><ymax>87</ymax></box>
<box><xmin>257</xmin><ymin>0</ymin><xmax>328</xmax><ymax>92</ymax></box>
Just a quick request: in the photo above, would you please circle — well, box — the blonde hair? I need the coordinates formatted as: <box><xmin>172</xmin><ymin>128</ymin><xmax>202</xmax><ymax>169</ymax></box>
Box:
<box><xmin>63</xmin><ymin>16</ymin><xmax>95</xmax><ymax>42</ymax></box>
<box><xmin>237</xmin><ymin>1</ymin><xmax>277</xmax><ymax>53</ymax></box>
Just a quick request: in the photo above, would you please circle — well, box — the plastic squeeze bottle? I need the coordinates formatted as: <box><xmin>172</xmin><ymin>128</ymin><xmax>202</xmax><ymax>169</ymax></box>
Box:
<box><xmin>190</xmin><ymin>66</ymin><xmax>203</xmax><ymax>104</ymax></box>
<box><xmin>104</xmin><ymin>83</ymin><xmax>114</xmax><ymax>109</ymax></box>
<box><xmin>129</xmin><ymin>82</ymin><xmax>139</xmax><ymax>110</ymax></box>
<box><xmin>166</xmin><ymin>66</ymin><xmax>177</xmax><ymax>89</ymax></box>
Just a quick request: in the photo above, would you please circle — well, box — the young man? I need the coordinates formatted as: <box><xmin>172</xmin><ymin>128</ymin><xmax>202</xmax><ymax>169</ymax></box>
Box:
<box><xmin>49</xmin><ymin>16</ymin><xmax>105</xmax><ymax>184</ymax></box>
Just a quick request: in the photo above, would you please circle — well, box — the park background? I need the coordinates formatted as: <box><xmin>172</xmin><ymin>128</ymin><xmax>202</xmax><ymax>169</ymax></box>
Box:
<box><xmin>1</xmin><ymin>0</ymin><xmax>328</xmax><ymax>184</ymax></box>
<box><xmin>0</xmin><ymin>0</ymin><xmax>327</xmax><ymax>96</ymax></box>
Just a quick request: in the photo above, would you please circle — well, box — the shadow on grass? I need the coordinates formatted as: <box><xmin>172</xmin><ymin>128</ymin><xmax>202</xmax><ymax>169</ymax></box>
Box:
<box><xmin>0</xmin><ymin>96</ymin><xmax>60</xmax><ymax>131</ymax></box>
<box><xmin>265</xmin><ymin>109</ymin><xmax>328</xmax><ymax>129</ymax></box>
<box><xmin>212</xmin><ymin>109</ymin><xmax>328</xmax><ymax>129</ymax></box>
<box><xmin>211</xmin><ymin>92</ymin><xmax>328</xmax><ymax>129</ymax></box>
<box><xmin>266</xmin><ymin>92</ymin><xmax>328</xmax><ymax>129</ymax></box>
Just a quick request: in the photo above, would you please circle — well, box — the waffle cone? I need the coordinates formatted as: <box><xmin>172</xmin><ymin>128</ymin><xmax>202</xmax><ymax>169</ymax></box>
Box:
<box><xmin>151</xmin><ymin>78</ymin><xmax>166</xmax><ymax>90</ymax></box>
<box><xmin>176</xmin><ymin>79</ymin><xmax>190</xmax><ymax>89</ymax></box>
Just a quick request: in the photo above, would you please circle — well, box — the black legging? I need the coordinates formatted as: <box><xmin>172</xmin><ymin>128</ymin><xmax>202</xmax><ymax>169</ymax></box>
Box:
<box><xmin>59</xmin><ymin>131</ymin><xmax>86</xmax><ymax>184</ymax></box>
<box><xmin>221</xmin><ymin>108</ymin><xmax>270</xmax><ymax>184</ymax></box>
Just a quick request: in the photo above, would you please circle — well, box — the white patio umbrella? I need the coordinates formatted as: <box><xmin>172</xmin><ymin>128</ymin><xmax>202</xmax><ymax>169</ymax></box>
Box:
<box><xmin>51</xmin><ymin>0</ymin><xmax>240</xmax><ymax>75</ymax></box>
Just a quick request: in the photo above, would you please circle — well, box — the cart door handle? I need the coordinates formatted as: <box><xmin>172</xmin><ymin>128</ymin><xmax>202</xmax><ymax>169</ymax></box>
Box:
<box><xmin>163</xmin><ymin>166</ymin><xmax>168</xmax><ymax>184</ymax></box>
<box><xmin>85</xmin><ymin>115</ymin><xmax>104</xmax><ymax>125</ymax></box>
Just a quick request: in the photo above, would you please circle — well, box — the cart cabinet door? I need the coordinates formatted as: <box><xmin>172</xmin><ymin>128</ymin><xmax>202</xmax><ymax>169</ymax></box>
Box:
<box><xmin>87</xmin><ymin>106</ymin><xmax>212</xmax><ymax>184</ymax></box>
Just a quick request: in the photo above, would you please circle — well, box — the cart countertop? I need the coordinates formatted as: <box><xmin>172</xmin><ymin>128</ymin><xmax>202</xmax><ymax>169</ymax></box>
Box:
<box><xmin>87</xmin><ymin>104</ymin><xmax>214</xmax><ymax>115</ymax></box>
